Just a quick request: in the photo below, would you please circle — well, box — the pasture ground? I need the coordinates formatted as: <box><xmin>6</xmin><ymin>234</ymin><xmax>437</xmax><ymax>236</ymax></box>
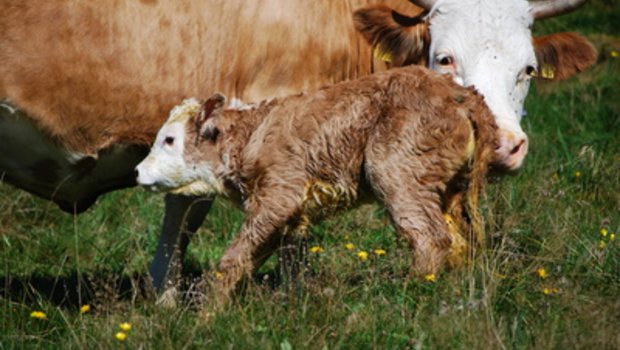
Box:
<box><xmin>1</xmin><ymin>2</ymin><xmax>619</xmax><ymax>349</ymax></box>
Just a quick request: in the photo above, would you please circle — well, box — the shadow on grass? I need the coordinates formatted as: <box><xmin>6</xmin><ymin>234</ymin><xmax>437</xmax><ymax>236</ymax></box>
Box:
<box><xmin>1</xmin><ymin>272</ymin><xmax>156</xmax><ymax>308</ymax></box>
<box><xmin>0</xmin><ymin>266</ymin><xmax>293</xmax><ymax>309</ymax></box>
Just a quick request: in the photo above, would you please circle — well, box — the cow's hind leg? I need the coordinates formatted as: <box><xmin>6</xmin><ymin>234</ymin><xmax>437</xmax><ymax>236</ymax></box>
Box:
<box><xmin>150</xmin><ymin>194</ymin><xmax>213</xmax><ymax>305</ymax></box>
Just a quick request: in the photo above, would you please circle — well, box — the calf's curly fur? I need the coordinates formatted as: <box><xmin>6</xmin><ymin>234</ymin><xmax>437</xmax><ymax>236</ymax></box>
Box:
<box><xmin>136</xmin><ymin>65</ymin><xmax>499</xmax><ymax>305</ymax></box>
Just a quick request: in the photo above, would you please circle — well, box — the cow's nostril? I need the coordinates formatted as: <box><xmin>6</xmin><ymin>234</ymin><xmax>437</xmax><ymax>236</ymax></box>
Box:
<box><xmin>510</xmin><ymin>140</ymin><xmax>526</xmax><ymax>155</ymax></box>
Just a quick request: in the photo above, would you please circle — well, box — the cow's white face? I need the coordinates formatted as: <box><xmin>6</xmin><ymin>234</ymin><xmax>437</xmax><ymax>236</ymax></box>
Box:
<box><xmin>135</xmin><ymin>99</ymin><xmax>223</xmax><ymax>196</ymax></box>
<box><xmin>428</xmin><ymin>0</ymin><xmax>534</xmax><ymax>170</ymax></box>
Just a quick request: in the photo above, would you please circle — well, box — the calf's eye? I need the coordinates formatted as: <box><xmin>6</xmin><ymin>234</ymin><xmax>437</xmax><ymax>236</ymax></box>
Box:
<box><xmin>164</xmin><ymin>136</ymin><xmax>175</xmax><ymax>146</ymax></box>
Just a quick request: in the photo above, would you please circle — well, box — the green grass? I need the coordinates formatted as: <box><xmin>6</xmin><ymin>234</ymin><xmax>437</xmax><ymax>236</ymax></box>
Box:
<box><xmin>2</xmin><ymin>2</ymin><xmax>620</xmax><ymax>349</ymax></box>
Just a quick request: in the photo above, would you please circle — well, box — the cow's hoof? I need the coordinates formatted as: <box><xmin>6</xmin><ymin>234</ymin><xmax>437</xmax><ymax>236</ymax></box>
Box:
<box><xmin>156</xmin><ymin>287</ymin><xmax>178</xmax><ymax>309</ymax></box>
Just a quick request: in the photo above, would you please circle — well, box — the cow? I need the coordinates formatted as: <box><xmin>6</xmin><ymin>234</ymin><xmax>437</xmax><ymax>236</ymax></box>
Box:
<box><xmin>0</xmin><ymin>0</ymin><xmax>596</xmax><ymax>296</ymax></box>
<box><xmin>135</xmin><ymin>65</ymin><xmax>500</xmax><ymax>307</ymax></box>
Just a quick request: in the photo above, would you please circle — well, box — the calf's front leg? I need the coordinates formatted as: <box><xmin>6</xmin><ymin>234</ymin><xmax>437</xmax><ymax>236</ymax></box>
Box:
<box><xmin>209</xmin><ymin>179</ymin><xmax>304</xmax><ymax>307</ymax></box>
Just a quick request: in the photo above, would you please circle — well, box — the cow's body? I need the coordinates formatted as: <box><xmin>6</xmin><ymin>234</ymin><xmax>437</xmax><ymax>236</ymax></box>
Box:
<box><xmin>1</xmin><ymin>0</ymin><xmax>411</xmax><ymax>211</ymax></box>
<box><xmin>0</xmin><ymin>0</ymin><xmax>596</xmax><ymax>295</ymax></box>
<box><xmin>136</xmin><ymin>65</ymin><xmax>499</xmax><ymax>304</ymax></box>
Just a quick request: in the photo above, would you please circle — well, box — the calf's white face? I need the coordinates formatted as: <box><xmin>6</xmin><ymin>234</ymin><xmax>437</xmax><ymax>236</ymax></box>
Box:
<box><xmin>135</xmin><ymin>98</ymin><xmax>223</xmax><ymax>196</ymax></box>
<box><xmin>428</xmin><ymin>0</ymin><xmax>534</xmax><ymax>170</ymax></box>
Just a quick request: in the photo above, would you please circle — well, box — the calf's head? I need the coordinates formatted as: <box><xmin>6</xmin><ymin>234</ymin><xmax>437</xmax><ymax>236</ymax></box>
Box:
<box><xmin>135</xmin><ymin>94</ymin><xmax>229</xmax><ymax>196</ymax></box>
<box><xmin>354</xmin><ymin>0</ymin><xmax>597</xmax><ymax>170</ymax></box>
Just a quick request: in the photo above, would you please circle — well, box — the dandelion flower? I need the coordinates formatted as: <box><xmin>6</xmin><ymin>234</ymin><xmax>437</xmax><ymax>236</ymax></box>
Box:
<box><xmin>537</xmin><ymin>268</ymin><xmax>548</xmax><ymax>279</ymax></box>
<box><xmin>600</xmin><ymin>228</ymin><xmax>608</xmax><ymax>237</ymax></box>
<box><xmin>309</xmin><ymin>246</ymin><xmax>324</xmax><ymax>254</ymax></box>
<box><xmin>374</xmin><ymin>249</ymin><xmax>386</xmax><ymax>256</ymax></box>
<box><xmin>542</xmin><ymin>287</ymin><xmax>559</xmax><ymax>296</ymax></box>
<box><xmin>344</xmin><ymin>243</ymin><xmax>355</xmax><ymax>250</ymax></box>
<box><xmin>79</xmin><ymin>304</ymin><xmax>91</xmax><ymax>314</ymax></box>
<box><xmin>115</xmin><ymin>332</ymin><xmax>127</xmax><ymax>341</ymax></box>
<box><xmin>119</xmin><ymin>322</ymin><xmax>132</xmax><ymax>332</ymax></box>
<box><xmin>30</xmin><ymin>311</ymin><xmax>47</xmax><ymax>320</ymax></box>
<box><xmin>598</xmin><ymin>240</ymin><xmax>606</xmax><ymax>249</ymax></box>
<box><xmin>611</xmin><ymin>50</ymin><xmax>620</xmax><ymax>58</ymax></box>
<box><xmin>357</xmin><ymin>251</ymin><xmax>369</xmax><ymax>261</ymax></box>
<box><xmin>574</xmin><ymin>171</ymin><xmax>581</xmax><ymax>178</ymax></box>
<box><xmin>214</xmin><ymin>271</ymin><xmax>224</xmax><ymax>280</ymax></box>
<box><xmin>424</xmin><ymin>274</ymin><xmax>436</xmax><ymax>282</ymax></box>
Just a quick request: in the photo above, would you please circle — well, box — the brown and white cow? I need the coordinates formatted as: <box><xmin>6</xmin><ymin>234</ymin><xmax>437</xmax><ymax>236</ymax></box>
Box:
<box><xmin>0</xmin><ymin>0</ymin><xmax>596</xmax><ymax>294</ymax></box>
<box><xmin>135</xmin><ymin>65</ymin><xmax>500</xmax><ymax>305</ymax></box>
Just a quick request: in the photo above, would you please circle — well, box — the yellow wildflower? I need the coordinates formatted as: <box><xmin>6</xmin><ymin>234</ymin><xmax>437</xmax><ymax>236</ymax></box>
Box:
<box><xmin>115</xmin><ymin>332</ymin><xmax>127</xmax><ymax>341</ymax></box>
<box><xmin>574</xmin><ymin>171</ymin><xmax>581</xmax><ymax>178</ymax></box>
<box><xmin>214</xmin><ymin>271</ymin><xmax>224</xmax><ymax>280</ymax></box>
<box><xmin>424</xmin><ymin>274</ymin><xmax>436</xmax><ymax>282</ymax></box>
<box><xmin>344</xmin><ymin>243</ymin><xmax>355</xmax><ymax>250</ymax></box>
<box><xmin>119</xmin><ymin>322</ymin><xmax>132</xmax><ymax>332</ymax></box>
<box><xmin>309</xmin><ymin>246</ymin><xmax>324</xmax><ymax>254</ymax></box>
<box><xmin>611</xmin><ymin>50</ymin><xmax>620</xmax><ymax>58</ymax></box>
<box><xmin>357</xmin><ymin>251</ymin><xmax>369</xmax><ymax>261</ymax></box>
<box><xmin>610</xmin><ymin>233</ymin><xmax>616</xmax><ymax>241</ymax></box>
<box><xmin>30</xmin><ymin>311</ymin><xmax>47</xmax><ymax>320</ymax></box>
<box><xmin>537</xmin><ymin>268</ymin><xmax>548</xmax><ymax>279</ymax></box>
<box><xmin>600</xmin><ymin>228</ymin><xmax>608</xmax><ymax>237</ymax></box>
<box><xmin>374</xmin><ymin>249</ymin><xmax>386</xmax><ymax>256</ymax></box>
<box><xmin>542</xmin><ymin>287</ymin><xmax>559</xmax><ymax>296</ymax></box>
<box><xmin>598</xmin><ymin>240</ymin><xmax>606</xmax><ymax>249</ymax></box>
<box><xmin>79</xmin><ymin>304</ymin><xmax>91</xmax><ymax>314</ymax></box>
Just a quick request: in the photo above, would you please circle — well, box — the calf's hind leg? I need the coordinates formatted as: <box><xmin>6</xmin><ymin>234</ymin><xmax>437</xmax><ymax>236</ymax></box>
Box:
<box><xmin>366</xmin><ymin>163</ymin><xmax>453</xmax><ymax>276</ymax></box>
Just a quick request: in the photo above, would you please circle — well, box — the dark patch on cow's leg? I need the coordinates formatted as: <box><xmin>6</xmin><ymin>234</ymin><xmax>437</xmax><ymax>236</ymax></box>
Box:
<box><xmin>149</xmin><ymin>194</ymin><xmax>213</xmax><ymax>294</ymax></box>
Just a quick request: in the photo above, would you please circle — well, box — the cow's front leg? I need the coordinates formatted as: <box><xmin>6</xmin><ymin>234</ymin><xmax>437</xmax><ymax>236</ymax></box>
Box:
<box><xmin>149</xmin><ymin>194</ymin><xmax>213</xmax><ymax>303</ymax></box>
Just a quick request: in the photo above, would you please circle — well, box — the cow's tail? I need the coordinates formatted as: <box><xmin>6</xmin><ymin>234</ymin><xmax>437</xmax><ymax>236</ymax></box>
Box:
<box><xmin>465</xmin><ymin>94</ymin><xmax>499</xmax><ymax>247</ymax></box>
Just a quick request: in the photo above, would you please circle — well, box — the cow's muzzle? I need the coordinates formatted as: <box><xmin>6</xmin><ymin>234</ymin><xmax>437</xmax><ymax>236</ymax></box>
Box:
<box><xmin>495</xmin><ymin>129</ymin><xmax>528</xmax><ymax>171</ymax></box>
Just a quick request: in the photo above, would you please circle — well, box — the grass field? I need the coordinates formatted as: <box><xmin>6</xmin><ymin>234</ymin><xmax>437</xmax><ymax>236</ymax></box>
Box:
<box><xmin>2</xmin><ymin>2</ymin><xmax>619</xmax><ymax>349</ymax></box>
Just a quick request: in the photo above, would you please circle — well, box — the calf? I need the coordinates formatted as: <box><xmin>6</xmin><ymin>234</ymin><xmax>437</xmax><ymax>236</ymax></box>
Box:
<box><xmin>135</xmin><ymin>65</ymin><xmax>499</xmax><ymax>304</ymax></box>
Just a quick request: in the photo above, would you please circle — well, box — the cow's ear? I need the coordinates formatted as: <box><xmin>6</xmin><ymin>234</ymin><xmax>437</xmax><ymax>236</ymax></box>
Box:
<box><xmin>533</xmin><ymin>32</ymin><xmax>597</xmax><ymax>81</ymax></box>
<box><xmin>353</xmin><ymin>5</ymin><xmax>429</xmax><ymax>67</ymax></box>
<box><xmin>196</xmin><ymin>93</ymin><xmax>226</xmax><ymax>140</ymax></box>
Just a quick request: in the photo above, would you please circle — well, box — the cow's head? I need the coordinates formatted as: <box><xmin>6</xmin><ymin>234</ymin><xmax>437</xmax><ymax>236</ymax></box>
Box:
<box><xmin>135</xmin><ymin>94</ymin><xmax>229</xmax><ymax>196</ymax></box>
<box><xmin>354</xmin><ymin>0</ymin><xmax>597</xmax><ymax>170</ymax></box>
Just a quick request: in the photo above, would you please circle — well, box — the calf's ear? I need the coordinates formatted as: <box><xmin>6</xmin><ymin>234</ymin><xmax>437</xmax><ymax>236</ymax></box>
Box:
<box><xmin>353</xmin><ymin>5</ymin><xmax>429</xmax><ymax>67</ymax></box>
<box><xmin>196</xmin><ymin>93</ymin><xmax>226</xmax><ymax>140</ymax></box>
<box><xmin>533</xmin><ymin>32</ymin><xmax>597</xmax><ymax>81</ymax></box>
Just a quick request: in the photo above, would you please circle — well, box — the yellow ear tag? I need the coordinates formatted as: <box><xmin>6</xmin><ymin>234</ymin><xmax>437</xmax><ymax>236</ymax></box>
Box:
<box><xmin>373</xmin><ymin>45</ymin><xmax>393</xmax><ymax>63</ymax></box>
<box><xmin>540</xmin><ymin>63</ymin><xmax>555</xmax><ymax>80</ymax></box>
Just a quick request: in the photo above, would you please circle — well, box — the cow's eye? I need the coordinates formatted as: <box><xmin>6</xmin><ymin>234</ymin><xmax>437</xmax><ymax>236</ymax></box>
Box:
<box><xmin>436</xmin><ymin>55</ymin><xmax>454</xmax><ymax>66</ymax></box>
<box><xmin>164</xmin><ymin>136</ymin><xmax>175</xmax><ymax>146</ymax></box>
<box><xmin>525</xmin><ymin>65</ymin><xmax>538</xmax><ymax>77</ymax></box>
